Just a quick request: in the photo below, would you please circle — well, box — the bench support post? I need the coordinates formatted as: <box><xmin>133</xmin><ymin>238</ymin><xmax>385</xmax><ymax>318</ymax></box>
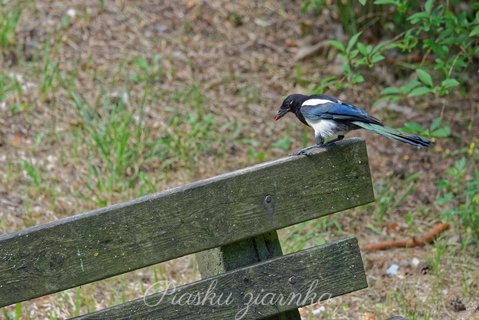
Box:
<box><xmin>195</xmin><ymin>231</ymin><xmax>301</xmax><ymax>319</ymax></box>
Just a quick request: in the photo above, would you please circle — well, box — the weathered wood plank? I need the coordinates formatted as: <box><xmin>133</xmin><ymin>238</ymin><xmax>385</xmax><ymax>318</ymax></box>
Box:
<box><xmin>0</xmin><ymin>138</ymin><xmax>374</xmax><ymax>307</ymax></box>
<box><xmin>196</xmin><ymin>232</ymin><xmax>301</xmax><ymax>319</ymax></box>
<box><xmin>196</xmin><ymin>231</ymin><xmax>284</xmax><ymax>277</ymax></box>
<box><xmin>75</xmin><ymin>237</ymin><xmax>367</xmax><ymax>320</ymax></box>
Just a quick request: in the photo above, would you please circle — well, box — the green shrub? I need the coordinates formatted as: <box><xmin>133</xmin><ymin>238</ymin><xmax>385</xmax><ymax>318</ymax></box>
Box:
<box><xmin>302</xmin><ymin>0</ymin><xmax>479</xmax><ymax>99</ymax></box>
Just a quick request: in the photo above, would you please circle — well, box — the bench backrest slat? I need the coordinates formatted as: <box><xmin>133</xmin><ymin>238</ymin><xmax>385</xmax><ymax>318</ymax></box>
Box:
<box><xmin>0</xmin><ymin>138</ymin><xmax>373</xmax><ymax>307</ymax></box>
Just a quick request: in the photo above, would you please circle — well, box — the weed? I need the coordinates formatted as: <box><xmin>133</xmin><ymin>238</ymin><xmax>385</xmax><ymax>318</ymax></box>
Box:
<box><xmin>22</xmin><ymin>159</ymin><xmax>42</xmax><ymax>188</ymax></box>
<box><xmin>437</xmin><ymin>156</ymin><xmax>479</xmax><ymax>246</ymax></box>
<box><xmin>40</xmin><ymin>53</ymin><xmax>60</xmax><ymax>98</ymax></box>
<box><xmin>428</xmin><ymin>238</ymin><xmax>446</xmax><ymax>276</ymax></box>
<box><xmin>131</xmin><ymin>55</ymin><xmax>163</xmax><ymax>84</ymax></box>
<box><xmin>373</xmin><ymin>172</ymin><xmax>420</xmax><ymax>222</ymax></box>
<box><xmin>172</xmin><ymin>84</ymin><xmax>204</xmax><ymax>109</ymax></box>
<box><xmin>0</xmin><ymin>72</ymin><xmax>25</xmax><ymax>112</ymax></box>
<box><xmin>246</xmin><ymin>147</ymin><xmax>266</xmax><ymax>162</ymax></box>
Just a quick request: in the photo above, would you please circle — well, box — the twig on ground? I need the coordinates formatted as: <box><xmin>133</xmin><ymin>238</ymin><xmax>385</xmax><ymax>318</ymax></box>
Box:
<box><xmin>365</xmin><ymin>223</ymin><xmax>450</xmax><ymax>251</ymax></box>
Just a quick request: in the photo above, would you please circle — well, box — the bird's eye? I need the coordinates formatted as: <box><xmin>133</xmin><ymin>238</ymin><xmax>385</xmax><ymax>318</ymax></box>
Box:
<box><xmin>289</xmin><ymin>101</ymin><xmax>293</xmax><ymax>105</ymax></box>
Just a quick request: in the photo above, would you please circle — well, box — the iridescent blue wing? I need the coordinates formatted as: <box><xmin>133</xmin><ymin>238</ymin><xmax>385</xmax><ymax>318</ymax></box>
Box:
<box><xmin>300</xmin><ymin>98</ymin><xmax>382</xmax><ymax>125</ymax></box>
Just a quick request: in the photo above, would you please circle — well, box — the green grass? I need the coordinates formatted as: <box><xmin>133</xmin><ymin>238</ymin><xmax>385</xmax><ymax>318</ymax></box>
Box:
<box><xmin>66</xmin><ymin>81</ymin><xmax>232</xmax><ymax>207</ymax></box>
<box><xmin>0</xmin><ymin>4</ymin><xmax>21</xmax><ymax>52</ymax></box>
<box><xmin>40</xmin><ymin>50</ymin><xmax>60</xmax><ymax>98</ymax></box>
<box><xmin>0</xmin><ymin>72</ymin><xmax>25</xmax><ymax>112</ymax></box>
<box><xmin>22</xmin><ymin>159</ymin><xmax>42</xmax><ymax>188</ymax></box>
<box><xmin>373</xmin><ymin>171</ymin><xmax>421</xmax><ymax>222</ymax></box>
<box><xmin>70</xmin><ymin>88</ymin><xmax>163</xmax><ymax>205</ymax></box>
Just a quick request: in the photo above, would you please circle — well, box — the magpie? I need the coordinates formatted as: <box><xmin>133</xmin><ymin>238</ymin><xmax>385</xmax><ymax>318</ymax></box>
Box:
<box><xmin>274</xmin><ymin>93</ymin><xmax>432</xmax><ymax>155</ymax></box>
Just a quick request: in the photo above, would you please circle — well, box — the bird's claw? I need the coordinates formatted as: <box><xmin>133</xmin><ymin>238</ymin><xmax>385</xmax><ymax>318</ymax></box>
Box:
<box><xmin>288</xmin><ymin>150</ymin><xmax>309</xmax><ymax>156</ymax></box>
<box><xmin>288</xmin><ymin>145</ymin><xmax>320</xmax><ymax>156</ymax></box>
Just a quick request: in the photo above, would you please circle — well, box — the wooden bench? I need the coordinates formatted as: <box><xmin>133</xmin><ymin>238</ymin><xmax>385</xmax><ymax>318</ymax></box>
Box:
<box><xmin>0</xmin><ymin>138</ymin><xmax>374</xmax><ymax>319</ymax></box>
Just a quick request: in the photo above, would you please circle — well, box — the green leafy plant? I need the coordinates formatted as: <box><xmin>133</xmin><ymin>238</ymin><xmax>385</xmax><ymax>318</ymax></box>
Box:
<box><xmin>307</xmin><ymin>75</ymin><xmax>342</xmax><ymax>94</ymax></box>
<box><xmin>381</xmin><ymin>1</ymin><xmax>476</xmax><ymax>96</ymax></box>
<box><xmin>329</xmin><ymin>32</ymin><xmax>393</xmax><ymax>85</ymax></box>
<box><xmin>401</xmin><ymin>117</ymin><xmax>451</xmax><ymax>138</ymax></box>
<box><xmin>307</xmin><ymin>0</ymin><xmax>478</xmax><ymax>99</ymax></box>
<box><xmin>381</xmin><ymin>69</ymin><xmax>461</xmax><ymax>100</ymax></box>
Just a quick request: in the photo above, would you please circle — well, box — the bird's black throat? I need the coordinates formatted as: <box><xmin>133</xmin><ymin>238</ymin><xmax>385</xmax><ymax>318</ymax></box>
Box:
<box><xmin>293</xmin><ymin>107</ymin><xmax>309</xmax><ymax>126</ymax></box>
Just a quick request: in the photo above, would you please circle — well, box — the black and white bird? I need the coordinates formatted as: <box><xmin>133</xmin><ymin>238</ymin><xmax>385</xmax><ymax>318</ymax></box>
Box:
<box><xmin>274</xmin><ymin>93</ymin><xmax>432</xmax><ymax>155</ymax></box>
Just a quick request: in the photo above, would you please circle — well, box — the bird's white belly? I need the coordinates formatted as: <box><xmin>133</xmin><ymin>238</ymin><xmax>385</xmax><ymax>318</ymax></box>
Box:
<box><xmin>305</xmin><ymin>119</ymin><xmax>338</xmax><ymax>138</ymax></box>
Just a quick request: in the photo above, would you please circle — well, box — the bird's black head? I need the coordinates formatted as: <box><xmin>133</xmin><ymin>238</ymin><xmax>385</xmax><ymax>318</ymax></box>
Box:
<box><xmin>274</xmin><ymin>94</ymin><xmax>308</xmax><ymax>121</ymax></box>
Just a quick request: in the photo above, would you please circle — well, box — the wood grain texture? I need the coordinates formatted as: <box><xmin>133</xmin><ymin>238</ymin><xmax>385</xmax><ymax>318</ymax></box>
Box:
<box><xmin>196</xmin><ymin>231</ymin><xmax>301</xmax><ymax>319</ymax></box>
<box><xmin>76</xmin><ymin>237</ymin><xmax>367</xmax><ymax>320</ymax></box>
<box><xmin>0</xmin><ymin>138</ymin><xmax>374</xmax><ymax>307</ymax></box>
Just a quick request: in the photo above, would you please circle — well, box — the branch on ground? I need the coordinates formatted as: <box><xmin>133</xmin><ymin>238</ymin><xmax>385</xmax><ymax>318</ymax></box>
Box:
<box><xmin>365</xmin><ymin>223</ymin><xmax>450</xmax><ymax>251</ymax></box>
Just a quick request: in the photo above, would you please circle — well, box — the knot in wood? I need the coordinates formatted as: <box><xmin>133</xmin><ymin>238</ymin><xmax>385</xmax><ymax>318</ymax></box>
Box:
<box><xmin>264</xmin><ymin>195</ymin><xmax>273</xmax><ymax>204</ymax></box>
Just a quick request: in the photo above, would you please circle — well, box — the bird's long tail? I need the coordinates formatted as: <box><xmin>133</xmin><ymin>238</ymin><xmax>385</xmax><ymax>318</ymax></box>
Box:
<box><xmin>352</xmin><ymin>121</ymin><xmax>433</xmax><ymax>148</ymax></box>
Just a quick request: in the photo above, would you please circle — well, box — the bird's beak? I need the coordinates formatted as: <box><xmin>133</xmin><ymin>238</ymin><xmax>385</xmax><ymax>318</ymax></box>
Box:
<box><xmin>274</xmin><ymin>108</ymin><xmax>289</xmax><ymax>121</ymax></box>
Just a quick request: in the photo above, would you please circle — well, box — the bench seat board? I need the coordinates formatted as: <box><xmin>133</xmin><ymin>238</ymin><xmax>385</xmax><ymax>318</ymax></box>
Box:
<box><xmin>75</xmin><ymin>237</ymin><xmax>367</xmax><ymax>320</ymax></box>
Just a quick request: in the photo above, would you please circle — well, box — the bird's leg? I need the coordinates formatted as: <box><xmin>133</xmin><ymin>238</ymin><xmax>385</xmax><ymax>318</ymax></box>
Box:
<box><xmin>324</xmin><ymin>135</ymin><xmax>344</xmax><ymax>146</ymax></box>
<box><xmin>289</xmin><ymin>135</ymin><xmax>324</xmax><ymax>156</ymax></box>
